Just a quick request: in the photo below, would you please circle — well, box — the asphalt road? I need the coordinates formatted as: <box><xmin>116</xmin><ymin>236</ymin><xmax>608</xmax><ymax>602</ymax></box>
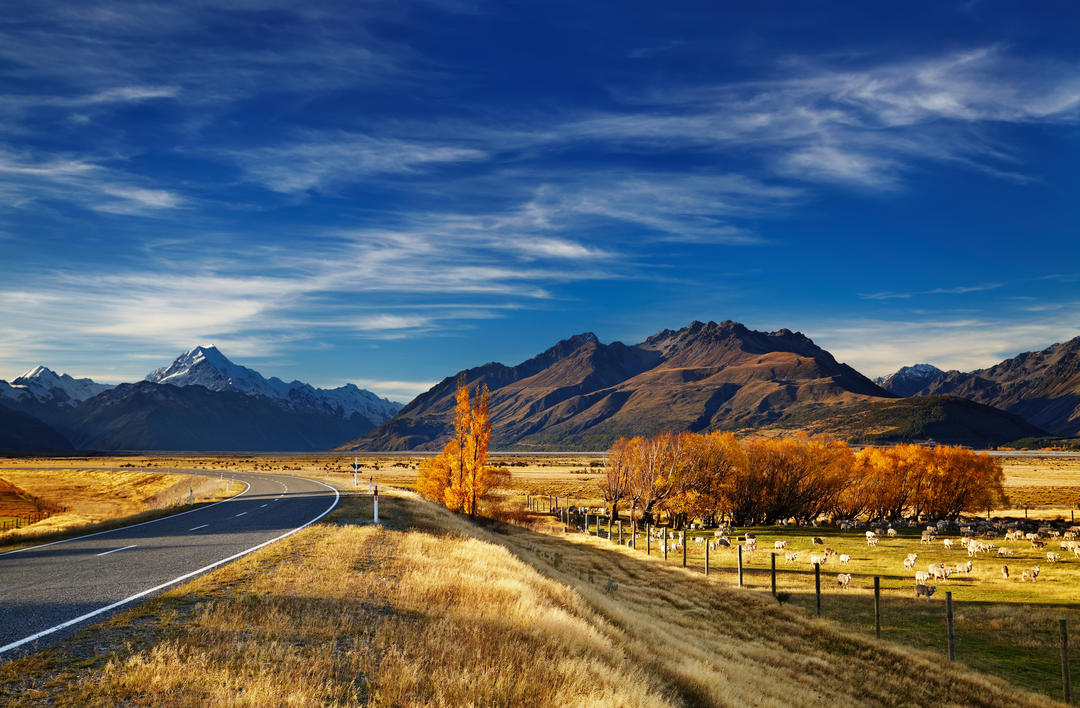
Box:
<box><xmin>0</xmin><ymin>471</ymin><xmax>339</xmax><ymax>659</ymax></box>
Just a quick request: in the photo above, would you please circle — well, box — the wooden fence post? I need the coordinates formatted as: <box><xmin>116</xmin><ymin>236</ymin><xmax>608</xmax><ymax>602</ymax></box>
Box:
<box><xmin>771</xmin><ymin>552</ymin><xmax>776</xmax><ymax>597</ymax></box>
<box><xmin>874</xmin><ymin>576</ymin><xmax>881</xmax><ymax>638</ymax></box>
<box><xmin>1062</xmin><ymin>618</ymin><xmax>1072</xmax><ymax>704</ymax></box>
<box><xmin>646</xmin><ymin>523</ymin><xmax>650</xmax><ymax>555</ymax></box>
<box><xmin>608</xmin><ymin>514</ymin><xmax>613</xmax><ymax>541</ymax></box>
<box><xmin>663</xmin><ymin>527</ymin><xmax>668</xmax><ymax>561</ymax></box>
<box><xmin>738</xmin><ymin>545</ymin><xmax>744</xmax><ymax>587</ymax></box>
<box><xmin>815</xmin><ymin>563</ymin><xmax>821</xmax><ymax>616</ymax></box>
<box><xmin>705</xmin><ymin>541</ymin><xmax>710</xmax><ymax>577</ymax></box>
<box><xmin>946</xmin><ymin>592</ymin><xmax>956</xmax><ymax>661</ymax></box>
<box><xmin>682</xmin><ymin>530</ymin><xmax>687</xmax><ymax>567</ymax></box>
<box><xmin>618</xmin><ymin>519</ymin><xmax>623</xmax><ymax>545</ymax></box>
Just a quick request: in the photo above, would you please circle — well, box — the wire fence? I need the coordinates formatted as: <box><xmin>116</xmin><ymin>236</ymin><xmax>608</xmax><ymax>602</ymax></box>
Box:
<box><xmin>525</xmin><ymin>493</ymin><xmax>1076</xmax><ymax>704</ymax></box>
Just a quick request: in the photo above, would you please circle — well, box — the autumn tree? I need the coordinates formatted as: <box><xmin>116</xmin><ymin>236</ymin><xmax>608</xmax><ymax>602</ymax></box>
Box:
<box><xmin>416</xmin><ymin>379</ymin><xmax>508</xmax><ymax>517</ymax></box>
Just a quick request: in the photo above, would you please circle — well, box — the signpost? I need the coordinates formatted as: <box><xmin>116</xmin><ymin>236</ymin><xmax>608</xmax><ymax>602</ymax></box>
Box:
<box><xmin>373</xmin><ymin>484</ymin><xmax>379</xmax><ymax>525</ymax></box>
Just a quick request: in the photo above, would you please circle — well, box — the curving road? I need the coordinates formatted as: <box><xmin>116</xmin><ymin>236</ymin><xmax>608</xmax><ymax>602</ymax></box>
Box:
<box><xmin>0</xmin><ymin>471</ymin><xmax>339</xmax><ymax>659</ymax></box>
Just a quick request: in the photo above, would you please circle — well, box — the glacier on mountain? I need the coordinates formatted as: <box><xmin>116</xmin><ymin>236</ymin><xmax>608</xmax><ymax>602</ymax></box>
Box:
<box><xmin>145</xmin><ymin>346</ymin><xmax>401</xmax><ymax>423</ymax></box>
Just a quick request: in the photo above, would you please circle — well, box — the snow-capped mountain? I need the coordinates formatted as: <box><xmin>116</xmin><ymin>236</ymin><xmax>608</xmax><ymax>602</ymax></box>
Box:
<box><xmin>145</xmin><ymin>346</ymin><xmax>401</xmax><ymax>423</ymax></box>
<box><xmin>875</xmin><ymin>363</ymin><xmax>945</xmax><ymax>397</ymax></box>
<box><xmin>0</xmin><ymin>366</ymin><xmax>113</xmax><ymax>405</ymax></box>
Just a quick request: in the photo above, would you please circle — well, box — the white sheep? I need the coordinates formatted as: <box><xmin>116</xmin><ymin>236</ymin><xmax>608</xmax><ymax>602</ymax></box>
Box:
<box><xmin>867</xmin><ymin>536</ymin><xmax>879</xmax><ymax>547</ymax></box>
<box><xmin>943</xmin><ymin>538</ymin><xmax>954</xmax><ymax>550</ymax></box>
<box><xmin>810</xmin><ymin>554</ymin><xmax>825</xmax><ymax>567</ymax></box>
<box><xmin>774</xmin><ymin>540</ymin><xmax>787</xmax><ymax>551</ymax></box>
<box><xmin>914</xmin><ymin>570</ymin><xmax>930</xmax><ymax>584</ymax></box>
<box><xmin>785</xmin><ymin>551</ymin><xmax>799</xmax><ymax>563</ymax></box>
<box><xmin>838</xmin><ymin>553</ymin><xmax>851</xmax><ymax>565</ymax></box>
<box><xmin>886</xmin><ymin>527</ymin><xmax>898</xmax><ymax>537</ymax></box>
<box><xmin>1021</xmin><ymin>566</ymin><xmax>1041</xmax><ymax>582</ymax></box>
<box><xmin>836</xmin><ymin>573</ymin><xmax>852</xmax><ymax>589</ymax></box>
<box><xmin>1046</xmin><ymin>552</ymin><xmax>1062</xmax><ymax>563</ymax></box>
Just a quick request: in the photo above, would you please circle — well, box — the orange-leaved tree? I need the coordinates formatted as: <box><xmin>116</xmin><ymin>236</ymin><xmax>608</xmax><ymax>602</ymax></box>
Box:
<box><xmin>416</xmin><ymin>378</ymin><xmax>508</xmax><ymax>517</ymax></box>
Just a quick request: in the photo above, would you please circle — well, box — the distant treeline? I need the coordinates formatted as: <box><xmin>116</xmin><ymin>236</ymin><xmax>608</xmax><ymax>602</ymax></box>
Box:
<box><xmin>601</xmin><ymin>432</ymin><xmax>1005</xmax><ymax>527</ymax></box>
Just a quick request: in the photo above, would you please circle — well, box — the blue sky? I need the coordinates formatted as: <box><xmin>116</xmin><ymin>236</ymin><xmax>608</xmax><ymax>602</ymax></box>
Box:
<box><xmin>2</xmin><ymin>1</ymin><xmax>1080</xmax><ymax>401</ymax></box>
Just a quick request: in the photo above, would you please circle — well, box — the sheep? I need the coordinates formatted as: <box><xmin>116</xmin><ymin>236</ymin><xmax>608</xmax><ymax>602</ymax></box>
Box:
<box><xmin>915</xmin><ymin>584</ymin><xmax>937</xmax><ymax>599</ymax></box>
<box><xmin>838</xmin><ymin>553</ymin><xmax>851</xmax><ymax>565</ymax></box>
<box><xmin>865</xmin><ymin>530</ymin><xmax>877</xmax><ymax>541</ymax></box>
<box><xmin>773</xmin><ymin>540</ymin><xmax>787</xmax><ymax>551</ymax></box>
<box><xmin>744</xmin><ymin>538</ymin><xmax>758</xmax><ymax>552</ymax></box>
<box><xmin>1001</xmin><ymin>565</ymin><xmax>1009</xmax><ymax>579</ymax></box>
<box><xmin>836</xmin><ymin>573</ymin><xmax>852</xmax><ymax>590</ymax></box>
<box><xmin>809</xmin><ymin>554</ymin><xmax>825</xmax><ymax>568</ymax></box>
<box><xmin>812</xmin><ymin>536</ymin><xmax>825</xmax><ymax>545</ymax></box>
<box><xmin>1021</xmin><ymin>566</ymin><xmax>1042</xmax><ymax>583</ymax></box>
<box><xmin>997</xmin><ymin>547</ymin><xmax>1013</xmax><ymax>557</ymax></box>
<box><xmin>1031</xmin><ymin>539</ymin><xmax>1047</xmax><ymax>550</ymax></box>
<box><xmin>955</xmin><ymin>560</ymin><xmax>973</xmax><ymax>576</ymax></box>
<box><xmin>929</xmin><ymin>564</ymin><xmax>949</xmax><ymax>582</ymax></box>
<box><xmin>1046</xmin><ymin>552</ymin><xmax>1062</xmax><ymax>563</ymax></box>
<box><xmin>887</xmin><ymin>527</ymin><xmax>898</xmax><ymax>537</ymax></box>
<box><xmin>903</xmin><ymin>552</ymin><xmax>919</xmax><ymax>569</ymax></box>
<box><xmin>943</xmin><ymin>538</ymin><xmax>954</xmax><ymax>550</ymax></box>
<box><xmin>714</xmin><ymin>537</ymin><xmax>731</xmax><ymax>548</ymax></box>
<box><xmin>920</xmin><ymin>531</ymin><xmax>935</xmax><ymax>545</ymax></box>
<box><xmin>785</xmin><ymin>551</ymin><xmax>799</xmax><ymax>563</ymax></box>
<box><xmin>914</xmin><ymin>570</ymin><xmax>930</xmax><ymax>584</ymax></box>
<box><xmin>867</xmin><ymin>536</ymin><xmax>879</xmax><ymax>547</ymax></box>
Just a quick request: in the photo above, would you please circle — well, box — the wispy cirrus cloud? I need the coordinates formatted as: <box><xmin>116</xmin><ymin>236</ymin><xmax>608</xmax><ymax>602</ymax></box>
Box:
<box><xmin>231</xmin><ymin>133</ymin><xmax>487</xmax><ymax>193</ymax></box>
<box><xmin>860</xmin><ymin>283</ymin><xmax>1002</xmax><ymax>300</ymax></box>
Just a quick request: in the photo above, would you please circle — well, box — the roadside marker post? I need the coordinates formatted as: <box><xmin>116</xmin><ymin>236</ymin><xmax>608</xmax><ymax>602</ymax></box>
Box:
<box><xmin>373</xmin><ymin>485</ymin><xmax>379</xmax><ymax>525</ymax></box>
<box><xmin>189</xmin><ymin>487</ymin><xmax>193</xmax><ymax>505</ymax></box>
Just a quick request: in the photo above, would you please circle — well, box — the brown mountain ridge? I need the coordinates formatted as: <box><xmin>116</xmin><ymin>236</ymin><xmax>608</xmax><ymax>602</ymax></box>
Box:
<box><xmin>339</xmin><ymin>320</ymin><xmax>1043</xmax><ymax>451</ymax></box>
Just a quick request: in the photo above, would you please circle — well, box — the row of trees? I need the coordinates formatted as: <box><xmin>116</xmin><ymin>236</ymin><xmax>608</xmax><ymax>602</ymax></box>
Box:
<box><xmin>417</xmin><ymin>378</ymin><xmax>509</xmax><ymax>517</ymax></box>
<box><xmin>601</xmin><ymin>432</ymin><xmax>1005</xmax><ymax>527</ymax></box>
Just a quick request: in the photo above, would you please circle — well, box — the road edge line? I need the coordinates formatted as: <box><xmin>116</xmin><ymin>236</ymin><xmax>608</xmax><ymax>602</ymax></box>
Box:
<box><xmin>0</xmin><ymin>478</ymin><xmax>339</xmax><ymax>656</ymax></box>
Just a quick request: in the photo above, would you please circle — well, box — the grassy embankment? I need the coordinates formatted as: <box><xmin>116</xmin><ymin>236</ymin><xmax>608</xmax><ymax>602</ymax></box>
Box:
<box><xmin>0</xmin><ymin>486</ymin><xmax>1056</xmax><ymax>707</ymax></box>
<box><xmin>0</xmin><ymin>468</ymin><xmax>241</xmax><ymax>552</ymax></box>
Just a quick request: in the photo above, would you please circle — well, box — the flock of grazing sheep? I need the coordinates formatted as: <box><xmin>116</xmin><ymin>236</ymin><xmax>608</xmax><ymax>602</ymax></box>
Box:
<box><xmin>760</xmin><ymin>518</ymin><xmax>1080</xmax><ymax>599</ymax></box>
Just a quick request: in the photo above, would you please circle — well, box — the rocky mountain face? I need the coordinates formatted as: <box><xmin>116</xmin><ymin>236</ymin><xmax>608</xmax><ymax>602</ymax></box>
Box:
<box><xmin>341</xmin><ymin>320</ymin><xmax>899</xmax><ymax>451</ymax></box>
<box><xmin>909</xmin><ymin>337</ymin><xmax>1080</xmax><ymax>436</ymax></box>
<box><xmin>0</xmin><ymin>404</ymin><xmax>73</xmax><ymax>453</ymax></box>
<box><xmin>0</xmin><ymin>366</ymin><xmax>112</xmax><ymax>406</ymax></box>
<box><xmin>875</xmin><ymin>364</ymin><xmax>945</xmax><ymax>397</ymax></box>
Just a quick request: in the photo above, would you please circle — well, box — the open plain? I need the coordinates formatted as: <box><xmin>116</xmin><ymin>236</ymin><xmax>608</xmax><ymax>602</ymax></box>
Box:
<box><xmin>0</xmin><ymin>453</ymin><xmax>1077</xmax><ymax>704</ymax></box>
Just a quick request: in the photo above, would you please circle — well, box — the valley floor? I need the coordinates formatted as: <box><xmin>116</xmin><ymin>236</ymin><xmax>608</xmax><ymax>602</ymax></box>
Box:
<box><xmin>0</xmin><ymin>485</ymin><xmax>1061</xmax><ymax>707</ymax></box>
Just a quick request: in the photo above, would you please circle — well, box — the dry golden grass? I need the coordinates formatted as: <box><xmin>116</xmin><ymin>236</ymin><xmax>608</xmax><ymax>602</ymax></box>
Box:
<box><xmin>0</xmin><ymin>486</ymin><xmax>1059</xmax><ymax>707</ymax></box>
<box><xmin>0</xmin><ymin>469</ymin><xmax>236</xmax><ymax>549</ymax></box>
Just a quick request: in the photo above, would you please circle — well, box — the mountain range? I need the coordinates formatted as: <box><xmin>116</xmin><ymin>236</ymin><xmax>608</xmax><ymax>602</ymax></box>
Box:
<box><xmin>339</xmin><ymin>320</ymin><xmax>1041</xmax><ymax>451</ymax></box>
<box><xmin>879</xmin><ymin>337</ymin><xmax>1080</xmax><ymax>437</ymax></box>
<box><xmin>5</xmin><ymin>322</ymin><xmax>1077</xmax><ymax>453</ymax></box>
<box><xmin>0</xmin><ymin>347</ymin><xmax>401</xmax><ymax>452</ymax></box>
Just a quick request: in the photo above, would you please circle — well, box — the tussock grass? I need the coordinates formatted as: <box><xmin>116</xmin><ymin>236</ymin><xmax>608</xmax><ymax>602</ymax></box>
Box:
<box><xmin>0</xmin><ymin>469</ymin><xmax>239</xmax><ymax>551</ymax></box>
<box><xmin>1</xmin><ymin>488</ymin><xmax>1059</xmax><ymax>707</ymax></box>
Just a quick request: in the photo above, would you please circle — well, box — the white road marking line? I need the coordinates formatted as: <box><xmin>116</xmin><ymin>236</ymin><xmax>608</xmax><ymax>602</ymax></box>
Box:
<box><xmin>189</xmin><ymin>524</ymin><xmax>208</xmax><ymax>531</ymax></box>
<box><xmin>0</xmin><ymin>478</ymin><xmax>250</xmax><ymax>558</ymax></box>
<box><xmin>0</xmin><ymin>480</ymin><xmax>340</xmax><ymax>656</ymax></box>
<box><xmin>233</xmin><ymin>512</ymin><xmax>247</xmax><ymax>518</ymax></box>
<box><xmin>259</xmin><ymin>504</ymin><xmax>267</xmax><ymax>509</ymax></box>
<box><xmin>96</xmin><ymin>545</ymin><xmax>137</xmax><ymax>557</ymax></box>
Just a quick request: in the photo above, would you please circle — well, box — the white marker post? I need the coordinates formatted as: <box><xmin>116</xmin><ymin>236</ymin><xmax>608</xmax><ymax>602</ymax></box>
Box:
<box><xmin>353</xmin><ymin>456</ymin><xmax>359</xmax><ymax>488</ymax></box>
<box><xmin>369</xmin><ymin>475</ymin><xmax>373</xmax><ymax>494</ymax></box>
<box><xmin>373</xmin><ymin>484</ymin><xmax>379</xmax><ymax>525</ymax></box>
<box><xmin>189</xmin><ymin>487</ymin><xmax>193</xmax><ymax>505</ymax></box>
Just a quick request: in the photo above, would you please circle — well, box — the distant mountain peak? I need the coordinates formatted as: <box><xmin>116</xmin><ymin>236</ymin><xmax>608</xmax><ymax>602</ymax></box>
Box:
<box><xmin>145</xmin><ymin>346</ymin><xmax>401</xmax><ymax>424</ymax></box>
<box><xmin>876</xmin><ymin>363</ymin><xmax>946</xmax><ymax>397</ymax></box>
<box><xmin>5</xmin><ymin>365</ymin><xmax>112</xmax><ymax>405</ymax></box>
